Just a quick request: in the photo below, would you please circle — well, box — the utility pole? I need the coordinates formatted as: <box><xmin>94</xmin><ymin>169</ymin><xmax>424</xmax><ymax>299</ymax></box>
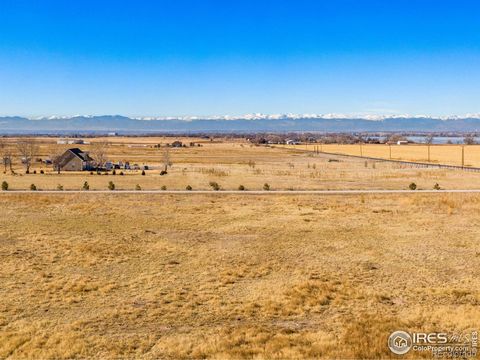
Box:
<box><xmin>360</xmin><ymin>143</ymin><xmax>363</xmax><ymax>157</ymax></box>
<box><xmin>428</xmin><ymin>144</ymin><xmax>431</xmax><ymax>162</ymax></box>
<box><xmin>462</xmin><ymin>145</ymin><xmax>465</xmax><ymax>167</ymax></box>
<box><xmin>389</xmin><ymin>144</ymin><xmax>392</xmax><ymax>160</ymax></box>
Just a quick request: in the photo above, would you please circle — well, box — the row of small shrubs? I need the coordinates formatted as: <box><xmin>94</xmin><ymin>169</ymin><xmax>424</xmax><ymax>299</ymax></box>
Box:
<box><xmin>26</xmin><ymin>170</ymin><xmax>45</xmax><ymax>174</ymax></box>
<box><xmin>0</xmin><ymin>181</ymin><xmax>263</xmax><ymax>191</ymax></box>
<box><xmin>1</xmin><ymin>180</ymin><xmax>274</xmax><ymax>191</ymax></box>
<box><xmin>3</xmin><ymin>182</ymin><xmax>37</xmax><ymax>191</ymax></box>
<box><xmin>0</xmin><ymin>180</ymin><xmax>443</xmax><ymax>191</ymax></box>
<box><xmin>409</xmin><ymin>183</ymin><xmax>442</xmax><ymax>190</ymax></box>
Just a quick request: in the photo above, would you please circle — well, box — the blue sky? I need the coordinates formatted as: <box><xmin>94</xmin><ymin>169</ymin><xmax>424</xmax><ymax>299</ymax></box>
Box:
<box><xmin>1</xmin><ymin>0</ymin><xmax>480</xmax><ymax>117</ymax></box>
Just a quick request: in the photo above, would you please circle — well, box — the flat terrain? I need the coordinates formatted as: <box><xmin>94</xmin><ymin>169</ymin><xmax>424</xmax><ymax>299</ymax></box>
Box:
<box><xmin>2</xmin><ymin>137</ymin><xmax>480</xmax><ymax>191</ymax></box>
<box><xmin>0</xmin><ymin>193</ymin><xmax>479</xmax><ymax>359</ymax></box>
<box><xmin>1</xmin><ymin>138</ymin><xmax>479</xmax><ymax>359</ymax></box>
<box><xmin>293</xmin><ymin>143</ymin><xmax>480</xmax><ymax>168</ymax></box>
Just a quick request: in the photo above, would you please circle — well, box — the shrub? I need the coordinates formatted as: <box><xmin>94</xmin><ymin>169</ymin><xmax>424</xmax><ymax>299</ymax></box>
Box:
<box><xmin>409</xmin><ymin>182</ymin><xmax>417</xmax><ymax>190</ymax></box>
<box><xmin>263</xmin><ymin>183</ymin><xmax>270</xmax><ymax>191</ymax></box>
<box><xmin>433</xmin><ymin>183</ymin><xmax>441</xmax><ymax>190</ymax></box>
<box><xmin>112</xmin><ymin>169</ymin><xmax>116</xmax><ymax>175</ymax></box>
<box><xmin>141</xmin><ymin>170</ymin><xmax>146</xmax><ymax>176</ymax></box>
<box><xmin>83</xmin><ymin>181</ymin><xmax>90</xmax><ymax>191</ymax></box>
<box><xmin>108</xmin><ymin>181</ymin><xmax>115</xmax><ymax>191</ymax></box>
<box><xmin>30</xmin><ymin>184</ymin><xmax>37</xmax><ymax>191</ymax></box>
<box><xmin>209</xmin><ymin>181</ymin><xmax>220</xmax><ymax>191</ymax></box>
<box><xmin>135</xmin><ymin>184</ymin><xmax>141</xmax><ymax>191</ymax></box>
<box><xmin>1</xmin><ymin>181</ymin><xmax>8</xmax><ymax>191</ymax></box>
<box><xmin>119</xmin><ymin>171</ymin><xmax>124</xmax><ymax>176</ymax></box>
<box><xmin>238</xmin><ymin>185</ymin><xmax>245</xmax><ymax>191</ymax></box>
<box><xmin>33</xmin><ymin>170</ymin><xmax>37</xmax><ymax>174</ymax></box>
<box><xmin>160</xmin><ymin>170</ymin><xmax>168</xmax><ymax>176</ymax></box>
<box><xmin>161</xmin><ymin>185</ymin><xmax>167</xmax><ymax>190</ymax></box>
<box><xmin>26</xmin><ymin>169</ymin><xmax>29</xmax><ymax>174</ymax></box>
<box><xmin>186</xmin><ymin>185</ymin><xmax>192</xmax><ymax>191</ymax></box>
<box><xmin>90</xmin><ymin>171</ymin><xmax>94</xmax><ymax>175</ymax></box>
<box><xmin>40</xmin><ymin>170</ymin><xmax>44</xmax><ymax>174</ymax></box>
<box><xmin>57</xmin><ymin>184</ymin><xmax>64</xmax><ymax>191</ymax></box>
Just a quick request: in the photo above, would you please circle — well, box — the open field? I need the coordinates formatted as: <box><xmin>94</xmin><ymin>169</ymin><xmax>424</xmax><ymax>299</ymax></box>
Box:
<box><xmin>0</xmin><ymin>193</ymin><xmax>479</xmax><ymax>359</ymax></box>
<box><xmin>2</xmin><ymin>138</ymin><xmax>480</xmax><ymax>191</ymax></box>
<box><xmin>1</xmin><ymin>137</ymin><xmax>479</xmax><ymax>359</ymax></box>
<box><xmin>287</xmin><ymin>143</ymin><xmax>480</xmax><ymax>168</ymax></box>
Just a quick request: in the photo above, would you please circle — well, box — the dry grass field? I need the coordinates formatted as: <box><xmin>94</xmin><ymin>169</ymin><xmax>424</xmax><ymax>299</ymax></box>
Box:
<box><xmin>2</xmin><ymin>137</ymin><xmax>480</xmax><ymax>191</ymax></box>
<box><xmin>1</xmin><ymin>138</ymin><xmax>479</xmax><ymax>359</ymax></box>
<box><xmin>290</xmin><ymin>143</ymin><xmax>480</xmax><ymax>168</ymax></box>
<box><xmin>0</xmin><ymin>193</ymin><xmax>479</xmax><ymax>359</ymax></box>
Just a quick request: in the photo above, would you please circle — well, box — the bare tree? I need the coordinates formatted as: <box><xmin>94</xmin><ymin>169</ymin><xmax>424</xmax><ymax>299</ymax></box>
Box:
<box><xmin>0</xmin><ymin>139</ymin><xmax>13</xmax><ymax>173</ymax></box>
<box><xmin>90</xmin><ymin>141</ymin><xmax>109</xmax><ymax>170</ymax></box>
<box><xmin>0</xmin><ymin>139</ymin><xmax>5</xmax><ymax>173</ymax></box>
<box><xmin>425</xmin><ymin>134</ymin><xmax>434</xmax><ymax>144</ymax></box>
<box><xmin>163</xmin><ymin>148</ymin><xmax>171</xmax><ymax>172</ymax></box>
<box><xmin>16</xmin><ymin>139</ymin><xmax>39</xmax><ymax>173</ymax></box>
<box><xmin>386</xmin><ymin>133</ymin><xmax>407</xmax><ymax>143</ymax></box>
<box><xmin>464</xmin><ymin>135</ymin><xmax>476</xmax><ymax>145</ymax></box>
<box><xmin>50</xmin><ymin>143</ymin><xmax>65</xmax><ymax>174</ymax></box>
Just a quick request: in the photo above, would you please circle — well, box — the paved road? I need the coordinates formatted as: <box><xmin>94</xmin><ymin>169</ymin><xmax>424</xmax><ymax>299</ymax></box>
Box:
<box><xmin>1</xmin><ymin>189</ymin><xmax>480</xmax><ymax>194</ymax></box>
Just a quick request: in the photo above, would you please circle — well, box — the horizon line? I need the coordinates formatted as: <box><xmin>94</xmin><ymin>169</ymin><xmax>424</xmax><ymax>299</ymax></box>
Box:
<box><xmin>3</xmin><ymin>113</ymin><xmax>480</xmax><ymax>121</ymax></box>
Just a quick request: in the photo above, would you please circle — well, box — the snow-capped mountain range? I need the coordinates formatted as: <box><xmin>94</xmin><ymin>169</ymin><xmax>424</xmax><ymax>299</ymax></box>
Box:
<box><xmin>29</xmin><ymin>113</ymin><xmax>480</xmax><ymax>121</ymax></box>
<box><xmin>2</xmin><ymin>114</ymin><xmax>480</xmax><ymax>133</ymax></box>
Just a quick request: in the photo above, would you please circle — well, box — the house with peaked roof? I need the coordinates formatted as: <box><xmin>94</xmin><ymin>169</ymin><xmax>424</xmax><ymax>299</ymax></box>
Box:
<box><xmin>56</xmin><ymin>148</ymin><xmax>94</xmax><ymax>171</ymax></box>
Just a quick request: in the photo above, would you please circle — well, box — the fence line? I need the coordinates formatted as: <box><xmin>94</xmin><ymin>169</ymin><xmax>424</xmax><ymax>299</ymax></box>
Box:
<box><xmin>280</xmin><ymin>145</ymin><xmax>480</xmax><ymax>172</ymax></box>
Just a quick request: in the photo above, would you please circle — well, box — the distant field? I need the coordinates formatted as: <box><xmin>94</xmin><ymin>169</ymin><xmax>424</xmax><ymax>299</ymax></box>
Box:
<box><xmin>286</xmin><ymin>143</ymin><xmax>480</xmax><ymax>168</ymax></box>
<box><xmin>2</xmin><ymin>137</ymin><xmax>480</xmax><ymax>191</ymax></box>
<box><xmin>0</xmin><ymin>193</ymin><xmax>479</xmax><ymax>358</ymax></box>
<box><xmin>1</xmin><ymin>137</ymin><xmax>480</xmax><ymax>359</ymax></box>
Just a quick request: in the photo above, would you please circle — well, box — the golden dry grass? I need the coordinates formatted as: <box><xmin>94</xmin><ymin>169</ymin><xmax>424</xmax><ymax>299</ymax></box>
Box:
<box><xmin>0</xmin><ymin>193</ymin><xmax>479</xmax><ymax>359</ymax></box>
<box><xmin>289</xmin><ymin>143</ymin><xmax>480</xmax><ymax>168</ymax></box>
<box><xmin>3</xmin><ymin>138</ymin><xmax>480</xmax><ymax>190</ymax></box>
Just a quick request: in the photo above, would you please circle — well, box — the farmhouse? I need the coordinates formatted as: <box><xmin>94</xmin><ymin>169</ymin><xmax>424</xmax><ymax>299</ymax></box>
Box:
<box><xmin>56</xmin><ymin>148</ymin><xmax>94</xmax><ymax>171</ymax></box>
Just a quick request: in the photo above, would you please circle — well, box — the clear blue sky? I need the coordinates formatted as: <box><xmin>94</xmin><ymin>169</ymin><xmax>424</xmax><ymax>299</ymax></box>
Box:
<box><xmin>1</xmin><ymin>0</ymin><xmax>480</xmax><ymax>117</ymax></box>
